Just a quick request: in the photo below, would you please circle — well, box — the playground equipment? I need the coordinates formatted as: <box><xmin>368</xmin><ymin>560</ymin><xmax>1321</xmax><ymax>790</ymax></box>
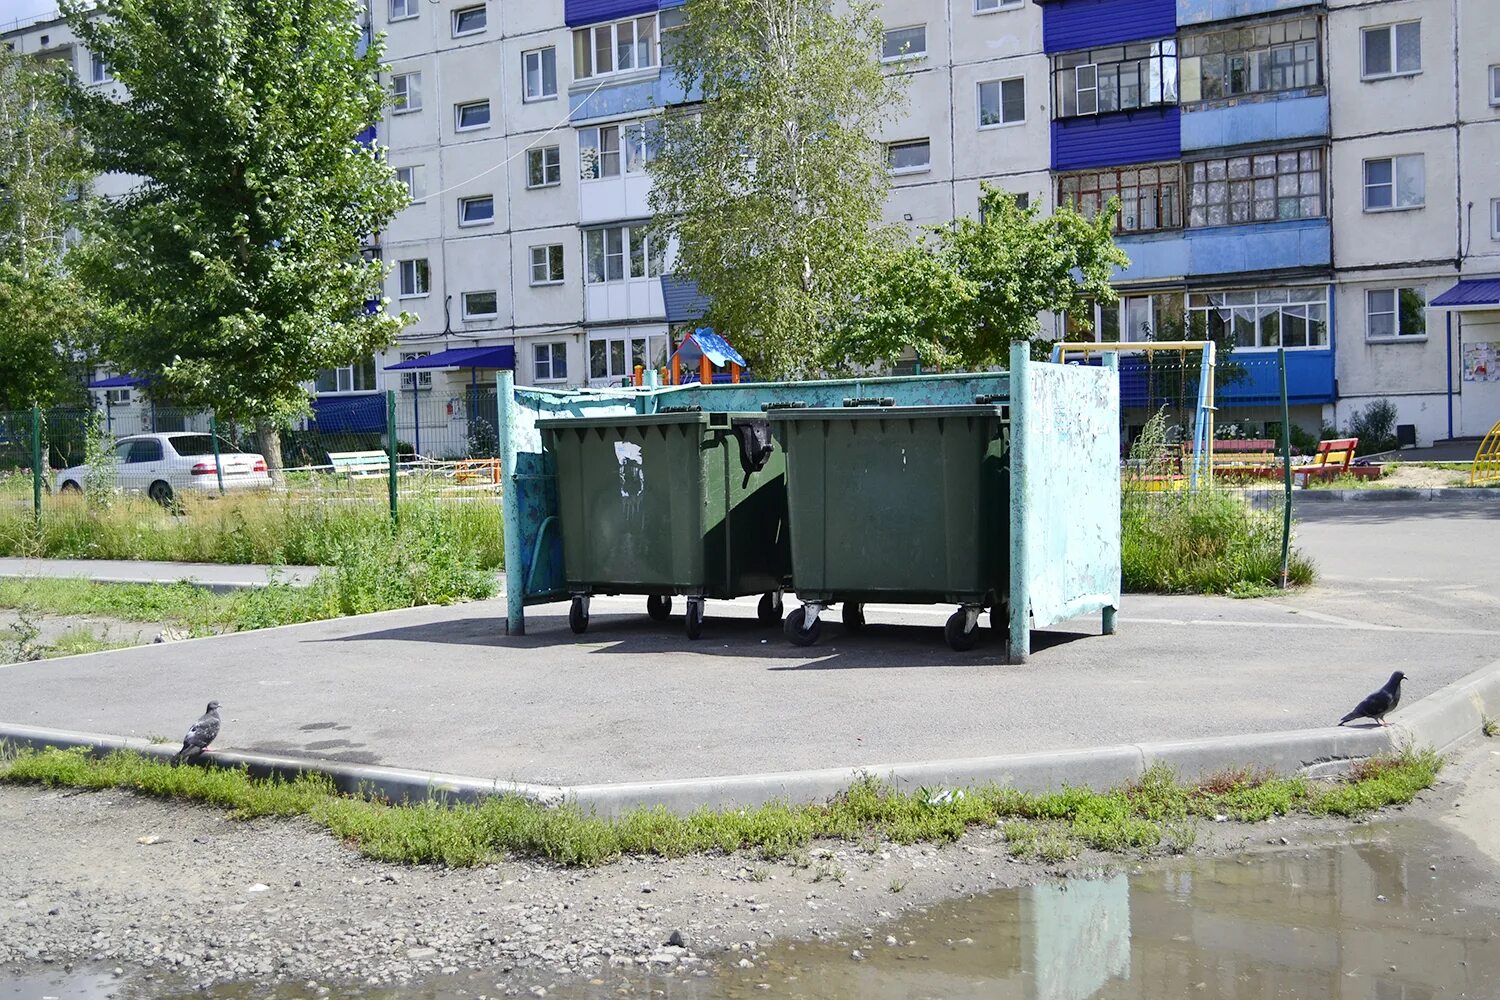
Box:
<box><xmin>1474</xmin><ymin>419</ymin><xmax>1500</xmax><ymax>486</ymax></box>
<box><xmin>667</xmin><ymin>328</ymin><xmax>748</xmax><ymax>386</ymax></box>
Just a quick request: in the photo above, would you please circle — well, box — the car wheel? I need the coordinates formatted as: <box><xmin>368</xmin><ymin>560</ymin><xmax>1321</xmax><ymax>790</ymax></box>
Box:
<box><xmin>148</xmin><ymin>480</ymin><xmax>174</xmax><ymax>507</ymax></box>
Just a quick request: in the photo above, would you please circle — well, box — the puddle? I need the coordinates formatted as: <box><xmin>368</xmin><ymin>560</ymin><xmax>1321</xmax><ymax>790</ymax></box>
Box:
<box><xmin>9</xmin><ymin>821</ymin><xmax>1499</xmax><ymax>1000</ymax></box>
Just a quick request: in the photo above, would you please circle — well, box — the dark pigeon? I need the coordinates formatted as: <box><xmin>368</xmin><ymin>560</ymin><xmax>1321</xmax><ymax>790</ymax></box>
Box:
<box><xmin>1338</xmin><ymin>672</ymin><xmax>1406</xmax><ymax>727</ymax></box>
<box><xmin>173</xmin><ymin>701</ymin><xmax>221</xmax><ymax>765</ymax></box>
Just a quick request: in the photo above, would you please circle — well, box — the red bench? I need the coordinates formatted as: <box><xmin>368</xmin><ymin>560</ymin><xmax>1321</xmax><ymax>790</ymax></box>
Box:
<box><xmin>1293</xmin><ymin>437</ymin><xmax>1383</xmax><ymax>485</ymax></box>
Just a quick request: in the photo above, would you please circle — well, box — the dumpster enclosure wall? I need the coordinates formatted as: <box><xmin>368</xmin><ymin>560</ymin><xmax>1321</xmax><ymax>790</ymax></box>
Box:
<box><xmin>499</xmin><ymin>348</ymin><xmax>1120</xmax><ymax>663</ymax></box>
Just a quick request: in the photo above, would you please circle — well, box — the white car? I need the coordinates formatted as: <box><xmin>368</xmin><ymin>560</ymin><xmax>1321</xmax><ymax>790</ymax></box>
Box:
<box><xmin>54</xmin><ymin>432</ymin><xmax>273</xmax><ymax>505</ymax></box>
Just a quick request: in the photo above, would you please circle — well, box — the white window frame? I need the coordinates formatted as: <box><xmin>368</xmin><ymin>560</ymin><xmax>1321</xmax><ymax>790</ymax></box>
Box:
<box><xmin>527</xmin><ymin>146</ymin><xmax>562</xmax><ymax>189</ymax></box>
<box><xmin>881</xmin><ymin>25</ymin><xmax>927</xmax><ymax>63</ymax></box>
<box><xmin>454</xmin><ymin>100</ymin><xmax>491</xmax><ymax>132</ymax></box>
<box><xmin>588</xmin><ymin>332</ymin><xmax>669</xmax><ymax>383</ymax></box>
<box><xmin>1365</xmin><ymin>287</ymin><xmax>1427</xmax><ymax>341</ymax></box>
<box><xmin>578</xmin><ymin>124</ymin><xmax>621</xmax><ymax>180</ymax></box>
<box><xmin>887</xmin><ymin>139</ymin><xmax>931</xmax><ymax>175</ymax></box>
<box><xmin>1074</xmin><ymin>63</ymin><xmax>1099</xmax><ymax>116</ymax></box>
<box><xmin>583</xmin><ymin>225</ymin><xmax>663</xmax><ymax>284</ymax></box>
<box><xmin>1491</xmin><ymin>198</ymin><xmax>1500</xmax><ymax>241</ymax></box>
<box><xmin>1490</xmin><ymin>65</ymin><xmax>1500</xmax><ymax>107</ymax></box>
<box><xmin>978</xmin><ymin>77</ymin><xmax>1026</xmax><ymax>128</ymax></box>
<box><xmin>523</xmin><ymin>47</ymin><xmax>558</xmax><ymax>101</ymax></box>
<box><xmin>316</xmin><ymin>358</ymin><xmax>378</xmax><ymax>394</ymax></box>
<box><xmin>1362</xmin><ymin>154</ymin><xmax>1425</xmax><ymax>212</ymax></box>
<box><xmin>89</xmin><ymin>52</ymin><xmax>111</xmax><ymax>84</ymax></box>
<box><xmin>461</xmin><ymin>290</ymin><xmax>499</xmax><ymax>319</ymax></box>
<box><xmin>457</xmin><ymin>194</ymin><xmax>495</xmax><ymax>227</ymax></box>
<box><xmin>452</xmin><ymin>4</ymin><xmax>486</xmax><ymax>37</ymax></box>
<box><xmin>391</xmin><ymin>72</ymin><xmax>421</xmax><ymax>113</ymax></box>
<box><xmin>104</xmin><ymin>387</ymin><xmax>131</xmax><ymax>405</ymax></box>
<box><xmin>533</xmin><ymin>342</ymin><xmax>568</xmax><ymax>383</ymax></box>
<box><xmin>398</xmin><ymin>258</ymin><xmax>430</xmax><ymax>298</ymax></box>
<box><xmin>573</xmin><ymin>15</ymin><xmax>658</xmax><ymax>82</ymax></box>
<box><xmin>622</xmin><ymin>120</ymin><xmax>659</xmax><ymax>175</ymax></box>
<box><xmin>1360</xmin><ymin>21</ymin><xmax>1421</xmax><ymax>80</ymax></box>
<box><xmin>398</xmin><ymin>351</ymin><xmax>433</xmax><ymax>390</ymax></box>
<box><xmin>974</xmin><ymin>0</ymin><xmax>1023</xmax><ymax>12</ymax></box>
<box><xmin>1186</xmin><ymin>287</ymin><xmax>1330</xmax><ymax>350</ymax></box>
<box><xmin>530</xmin><ymin>244</ymin><xmax>565</xmax><ymax>286</ymax></box>
<box><xmin>395</xmin><ymin>164</ymin><xmax>425</xmax><ymax>203</ymax></box>
<box><xmin>389</xmin><ymin>0</ymin><xmax>418</xmax><ymax>22</ymax></box>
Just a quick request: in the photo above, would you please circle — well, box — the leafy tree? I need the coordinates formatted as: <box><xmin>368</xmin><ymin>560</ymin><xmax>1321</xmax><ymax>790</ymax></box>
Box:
<box><xmin>0</xmin><ymin>47</ymin><xmax>94</xmax><ymax>410</ymax></box>
<box><xmin>836</xmin><ymin>185</ymin><xmax>1129</xmax><ymax>370</ymax></box>
<box><xmin>648</xmin><ymin>0</ymin><xmax>907</xmax><ymax>380</ymax></box>
<box><xmin>60</xmin><ymin>0</ymin><xmax>408</xmax><ymax>472</ymax></box>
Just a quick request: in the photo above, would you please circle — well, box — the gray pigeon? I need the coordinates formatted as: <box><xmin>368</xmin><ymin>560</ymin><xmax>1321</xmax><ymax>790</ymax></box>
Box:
<box><xmin>1338</xmin><ymin>672</ymin><xmax>1405</xmax><ymax>727</ymax></box>
<box><xmin>173</xmin><ymin>701</ymin><xmax>221</xmax><ymax>765</ymax></box>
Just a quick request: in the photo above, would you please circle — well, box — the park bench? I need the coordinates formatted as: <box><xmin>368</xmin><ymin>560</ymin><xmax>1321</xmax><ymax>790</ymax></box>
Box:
<box><xmin>327</xmin><ymin>450</ymin><xmax>397</xmax><ymax>478</ymax></box>
<box><xmin>1184</xmin><ymin>438</ymin><xmax>1286</xmax><ymax>480</ymax></box>
<box><xmin>1292</xmin><ymin>437</ymin><xmax>1383</xmax><ymax>485</ymax></box>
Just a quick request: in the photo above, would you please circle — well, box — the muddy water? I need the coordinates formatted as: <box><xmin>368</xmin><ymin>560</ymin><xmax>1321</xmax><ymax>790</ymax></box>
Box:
<box><xmin>9</xmin><ymin>821</ymin><xmax>1499</xmax><ymax>1000</ymax></box>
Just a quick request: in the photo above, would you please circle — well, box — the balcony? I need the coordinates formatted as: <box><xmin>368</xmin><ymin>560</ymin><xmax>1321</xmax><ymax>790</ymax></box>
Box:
<box><xmin>1118</xmin><ymin>348</ymin><xmax>1333</xmax><ymax>407</ymax></box>
<box><xmin>1053</xmin><ymin>107</ymin><xmax>1181</xmax><ymax>172</ymax></box>
<box><xmin>1040</xmin><ymin>0</ymin><xmax>1177</xmax><ymax>53</ymax></box>
<box><xmin>1180</xmin><ymin>92</ymin><xmax>1328</xmax><ymax>152</ymax></box>
<box><xmin>1116</xmin><ymin>217</ymin><xmax>1330</xmax><ymax>282</ymax></box>
<box><xmin>1177</xmin><ymin>0</ymin><xmax>1322</xmax><ymax>28</ymax></box>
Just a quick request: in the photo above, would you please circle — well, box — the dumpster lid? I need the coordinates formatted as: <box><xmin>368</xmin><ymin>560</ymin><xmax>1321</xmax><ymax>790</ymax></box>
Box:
<box><xmin>763</xmin><ymin>403</ymin><xmax>1008</xmax><ymax>422</ymax></box>
<box><xmin>537</xmin><ymin>410</ymin><xmax>762</xmax><ymax>430</ymax></box>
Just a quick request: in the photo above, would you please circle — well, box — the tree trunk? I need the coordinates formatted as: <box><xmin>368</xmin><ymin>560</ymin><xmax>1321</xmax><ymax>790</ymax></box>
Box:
<box><xmin>255</xmin><ymin>420</ymin><xmax>285</xmax><ymax>484</ymax></box>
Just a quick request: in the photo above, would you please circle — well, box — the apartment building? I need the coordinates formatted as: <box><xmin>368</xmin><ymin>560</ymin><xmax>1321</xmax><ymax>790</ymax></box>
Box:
<box><xmin>6</xmin><ymin>0</ymin><xmax>1499</xmax><ymax>445</ymax></box>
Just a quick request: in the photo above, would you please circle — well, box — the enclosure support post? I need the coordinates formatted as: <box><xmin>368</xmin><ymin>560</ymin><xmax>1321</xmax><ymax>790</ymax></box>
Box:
<box><xmin>1102</xmin><ymin>353</ymin><xmax>1120</xmax><ymax>636</ymax></box>
<box><xmin>1278</xmin><ymin>347</ymin><xmax>1293</xmax><ymax>590</ymax></box>
<box><xmin>209</xmin><ymin>413</ymin><xmax>225</xmax><ymax>495</ymax></box>
<box><xmin>1007</xmin><ymin>343</ymin><xmax>1031</xmax><ymax>664</ymax></box>
<box><xmin>30</xmin><ymin>403</ymin><xmax>43</xmax><ymax>519</ymax></box>
<box><xmin>497</xmin><ymin>371</ymin><xmax>526</xmax><ymax>635</ymax></box>
<box><xmin>411</xmin><ymin>384</ymin><xmax>421</xmax><ymax>458</ymax></box>
<box><xmin>385</xmin><ymin>390</ymin><xmax>399</xmax><ymax>523</ymax></box>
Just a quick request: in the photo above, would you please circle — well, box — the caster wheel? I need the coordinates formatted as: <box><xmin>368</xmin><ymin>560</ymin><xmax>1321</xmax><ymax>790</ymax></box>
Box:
<box><xmin>756</xmin><ymin>592</ymin><xmax>782</xmax><ymax>626</ymax></box>
<box><xmin>647</xmin><ymin>594</ymin><xmax>672</xmax><ymax>622</ymax></box>
<box><xmin>569</xmin><ymin>597</ymin><xmax>589</xmax><ymax>635</ymax></box>
<box><xmin>784</xmin><ymin>606</ymin><xmax>822</xmax><ymax>647</ymax></box>
<box><xmin>944</xmin><ymin>609</ymin><xmax>978</xmax><ymax>652</ymax></box>
<box><xmin>842</xmin><ymin>603</ymin><xmax>865</xmax><ymax>632</ymax></box>
<box><xmin>685</xmin><ymin>600</ymin><xmax>705</xmax><ymax>640</ymax></box>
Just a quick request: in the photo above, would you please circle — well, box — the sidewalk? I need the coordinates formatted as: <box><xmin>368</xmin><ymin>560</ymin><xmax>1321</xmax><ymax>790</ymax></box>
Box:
<box><xmin>0</xmin><ymin>558</ymin><xmax>321</xmax><ymax>591</ymax></box>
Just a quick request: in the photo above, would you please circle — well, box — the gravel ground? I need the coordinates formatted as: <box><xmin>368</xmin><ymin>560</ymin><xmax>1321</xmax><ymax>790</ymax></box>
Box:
<box><xmin>3</xmin><ymin>746</ymin><xmax>1491</xmax><ymax>996</ymax></box>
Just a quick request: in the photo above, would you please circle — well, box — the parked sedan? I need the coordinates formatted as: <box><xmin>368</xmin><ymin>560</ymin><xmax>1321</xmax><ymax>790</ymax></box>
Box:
<box><xmin>53</xmin><ymin>432</ymin><xmax>272</xmax><ymax>505</ymax></box>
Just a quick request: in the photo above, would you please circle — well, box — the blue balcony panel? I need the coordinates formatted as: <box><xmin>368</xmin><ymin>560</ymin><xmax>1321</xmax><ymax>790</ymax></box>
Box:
<box><xmin>1108</xmin><ymin>348</ymin><xmax>1332</xmax><ymax>408</ymax></box>
<box><xmin>1040</xmin><ymin>0</ymin><xmax>1177</xmax><ymax>53</ymax></box>
<box><xmin>1180</xmin><ymin>93</ymin><xmax>1329</xmax><ymax>151</ymax></box>
<box><xmin>1114</xmin><ymin>230</ymin><xmax>1191</xmax><ymax>283</ymax></box>
<box><xmin>1178</xmin><ymin>0</ymin><xmax>1322</xmax><ymax>28</ymax></box>
<box><xmin>1185</xmin><ymin>218</ymin><xmax>1330</xmax><ymax>277</ymax></box>
<box><xmin>570</xmin><ymin>72</ymin><xmax>692</xmax><ymax>122</ymax></box>
<box><xmin>565</xmin><ymin>0</ymin><xmax>657</xmax><ymax>27</ymax></box>
<box><xmin>1052</xmin><ymin>107</ymin><xmax>1180</xmax><ymax>171</ymax></box>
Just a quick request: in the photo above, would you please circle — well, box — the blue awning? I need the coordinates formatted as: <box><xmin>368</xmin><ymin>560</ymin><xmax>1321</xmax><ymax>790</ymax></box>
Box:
<box><xmin>1431</xmin><ymin>278</ymin><xmax>1500</xmax><ymax>310</ymax></box>
<box><xmin>384</xmin><ymin>345</ymin><xmax>515</xmax><ymax>370</ymax></box>
<box><xmin>88</xmin><ymin>374</ymin><xmax>146</xmax><ymax>389</ymax></box>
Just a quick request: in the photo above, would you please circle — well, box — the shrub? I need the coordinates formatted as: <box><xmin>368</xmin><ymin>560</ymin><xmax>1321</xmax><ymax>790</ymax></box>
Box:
<box><xmin>1122</xmin><ymin>488</ymin><xmax>1315</xmax><ymax>594</ymax></box>
<box><xmin>1347</xmin><ymin>399</ymin><xmax>1399</xmax><ymax>456</ymax></box>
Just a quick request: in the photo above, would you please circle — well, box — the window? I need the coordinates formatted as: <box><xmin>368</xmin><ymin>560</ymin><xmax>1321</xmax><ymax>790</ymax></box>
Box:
<box><xmin>399</xmin><ymin>352</ymin><xmax>432</xmax><ymax>390</ymax></box>
<box><xmin>573</xmin><ymin>15</ymin><xmax>657</xmax><ymax>80</ymax></box>
<box><xmin>978</xmin><ymin>77</ymin><xmax>1025</xmax><ymax>126</ymax></box>
<box><xmin>389</xmin><ymin>0</ymin><xmax>417</xmax><ymax>21</ymax></box>
<box><xmin>588</xmin><ymin>332</ymin><xmax>669</xmax><ymax>382</ymax></box>
<box><xmin>979</xmin><ymin>192</ymin><xmax>1028</xmax><ymax>223</ymax></box>
<box><xmin>530</xmin><ymin>244</ymin><xmax>565</xmax><ymax>285</ymax></box>
<box><xmin>1059</xmin><ymin>163</ymin><xmax>1182</xmax><ymax>233</ymax></box>
<box><xmin>455</xmin><ymin>100</ymin><xmax>490</xmax><ymax>131</ymax></box>
<box><xmin>452</xmin><ymin>5</ymin><xmax>486</xmax><ymax>35</ymax></box>
<box><xmin>1366</xmin><ymin>288</ymin><xmax>1426</xmax><ymax>340</ymax></box>
<box><xmin>462</xmin><ymin>290</ymin><xmax>498</xmax><ymax>318</ymax></box>
<box><xmin>1187</xmin><ymin>148</ymin><xmax>1324</xmax><ymax>227</ymax></box>
<box><xmin>881</xmin><ymin>26</ymin><xmax>926</xmax><ymax>62</ymax></box>
<box><xmin>315</xmin><ymin>357</ymin><xmax>378</xmax><ymax>393</ymax></box>
<box><xmin>1492</xmin><ymin>198</ymin><xmax>1500</xmax><ymax>240</ymax></box>
<box><xmin>104</xmin><ymin>387</ymin><xmax>131</xmax><ymax>405</ymax></box>
<box><xmin>1187</xmin><ymin>287</ymin><xmax>1329</xmax><ymax>349</ymax></box>
<box><xmin>396</xmin><ymin>165</ymin><xmax>425</xmax><ymax>202</ymax></box>
<box><xmin>1054</xmin><ymin>40</ymin><xmax>1177</xmax><ymax>117</ymax></box>
<box><xmin>1490</xmin><ymin>65</ymin><xmax>1500</xmax><ymax>106</ymax></box>
<box><xmin>124</xmin><ymin>439</ymin><xmax>164</xmax><ymax>463</ymax></box>
<box><xmin>89</xmin><ymin>52</ymin><xmax>110</xmax><ymax>83</ymax></box>
<box><xmin>534</xmin><ymin>342</ymin><xmax>568</xmax><ymax>382</ymax></box>
<box><xmin>1363</xmin><ymin>155</ymin><xmax>1424</xmax><ymax>211</ymax></box>
<box><xmin>623</xmin><ymin>120</ymin><xmax>660</xmax><ymax>174</ymax></box>
<box><xmin>579</xmin><ymin>125</ymin><xmax>620</xmax><ymax>179</ymax></box>
<box><xmin>1362</xmin><ymin>21</ymin><xmax>1421</xmax><ymax>79</ymax></box>
<box><xmin>524</xmin><ymin>47</ymin><xmax>557</xmax><ymax>100</ymax></box>
<box><xmin>975</xmin><ymin>0</ymin><xmax>1022</xmax><ymax>10</ymax></box>
<box><xmin>398</xmin><ymin>258</ymin><xmax>430</xmax><ymax>297</ymax></box>
<box><xmin>1179</xmin><ymin>16</ymin><xmax>1320</xmax><ymax>103</ymax></box>
<box><xmin>584</xmin><ymin>226</ymin><xmax>662</xmax><ymax>283</ymax></box>
<box><xmin>887</xmin><ymin>139</ymin><xmax>930</xmax><ymax>174</ymax></box>
<box><xmin>458</xmin><ymin>195</ymin><xmax>494</xmax><ymax>226</ymax></box>
<box><xmin>392</xmin><ymin>72</ymin><xmax>421</xmax><ymax>112</ymax></box>
<box><xmin>527</xmin><ymin>146</ymin><xmax>562</xmax><ymax>188</ymax></box>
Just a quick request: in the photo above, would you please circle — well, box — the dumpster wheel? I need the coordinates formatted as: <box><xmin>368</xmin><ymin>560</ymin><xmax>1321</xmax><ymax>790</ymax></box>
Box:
<box><xmin>757</xmin><ymin>592</ymin><xmax>783</xmax><ymax>626</ymax></box>
<box><xmin>569</xmin><ymin>596</ymin><xmax>590</xmax><ymax>635</ymax></box>
<box><xmin>944</xmin><ymin>608</ymin><xmax>980</xmax><ymax>652</ymax></box>
<box><xmin>685</xmin><ymin>598</ymin><xmax>706</xmax><ymax>640</ymax></box>
<box><xmin>647</xmin><ymin>594</ymin><xmax>673</xmax><ymax>622</ymax></box>
<box><xmin>785</xmin><ymin>606</ymin><xmax>823</xmax><ymax>647</ymax></box>
<box><xmin>842</xmin><ymin>603</ymin><xmax>866</xmax><ymax>632</ymax></box>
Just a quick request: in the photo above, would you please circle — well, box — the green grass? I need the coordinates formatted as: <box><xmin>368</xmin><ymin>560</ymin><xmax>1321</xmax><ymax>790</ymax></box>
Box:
<box><xmin>1122</xmin><ymin>489</ymin><xmax>1316</xmax><ymax>595</ymax></box>
<box><xmin>40</xmin><ymin>626</ymin><xmax>136</xmax><ymax>659</ymax></box>
<box><xmin>0</xmin><ymin>746</ymin><xmax>1443</xmax><ymax>869</ymax></box>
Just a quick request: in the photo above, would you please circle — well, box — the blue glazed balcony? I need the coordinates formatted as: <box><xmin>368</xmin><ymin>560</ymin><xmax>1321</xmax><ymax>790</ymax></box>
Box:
<box><xmin>1177</xmin><ymin>0</ymin><xmax>1321</xmax><ymax>28</ymax></box>
<box><xmin>1040</xmin><ymin>0</ymin><xmax>1177</xmax><ymax>53</ymax></box>
<box><xmin>1115</xmin><ymin>218</ymin><xmax>1330</xmax><ymax>282</ymax></box>
<box><xmin>570</xmin><ymin>73</ymin><xmax>691</xmax><ymax>123</ymax></box>
<box><xmin>1052</xmin><ymin>107</ymin><xmax>1181</xmax><ymax>172</ymax></box>
<box><xmin>1180</xmin><ymin>92</ymin><xmax>1329</xmax><ymax>152</ymax></box>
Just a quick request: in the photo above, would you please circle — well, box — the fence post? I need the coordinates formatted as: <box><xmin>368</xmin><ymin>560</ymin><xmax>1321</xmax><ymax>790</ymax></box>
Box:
<box><xmin>1007</xmin><ymin>342</ymin><xmax>1031</xmax><ymax>665</ymax></box>
<box><xmin>31</xmin><ymin>403</ymin><xmax>43</xmax><ymax>519</ymax></box>
<box><xmin>209</xmin><ymin>412</ymin><xmax>226</xmax><ymax>495</ymax></box>
<box><xmin>1277</xmin><ymin>347</ymin><xmax>1293</xmax><ymax>589</ymax></box>
<box><xmin>386</xmin><ymin>389</ymin><xmax>399</xmax><ymax>523</ymax></box>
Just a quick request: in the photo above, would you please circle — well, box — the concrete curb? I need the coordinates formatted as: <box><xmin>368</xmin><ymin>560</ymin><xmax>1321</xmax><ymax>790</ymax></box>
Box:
<box><xmin>4</xmin><ymin>657</ymin><xmax>1497</xmax><ymax>817</ymax></box>
<box><xmin>0</xmin><ymin>573</ymin><xmax>286</xmax><ymax>595</ymax></box>
<box><xmin>1292</xmin><ymin>487</ymin><xmax>1500</xmax><ymax>503</ymax></box>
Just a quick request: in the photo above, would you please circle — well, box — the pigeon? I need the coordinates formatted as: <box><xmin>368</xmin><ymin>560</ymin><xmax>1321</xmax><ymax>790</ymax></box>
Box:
<box><xmin>173</xmin><ymin>701</ymin><xmax>221</xmax><ymax>765</ymax></box>
<box><xmin>1338</xmin><ymin>672</ymin><xmax>1406</xmax><ymax>727</ymax></box>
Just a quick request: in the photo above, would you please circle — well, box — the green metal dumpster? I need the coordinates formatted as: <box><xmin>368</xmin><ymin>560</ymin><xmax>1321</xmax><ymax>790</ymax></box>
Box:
<box><xmin>538</xmin><ymin>409</ymin><xmax>791</xmax><ymax>639</ymax></box>
<box><xmin>766</xmin><ymin>398</ymin><xmax>1010</xmax><ymax>651</ymax></box>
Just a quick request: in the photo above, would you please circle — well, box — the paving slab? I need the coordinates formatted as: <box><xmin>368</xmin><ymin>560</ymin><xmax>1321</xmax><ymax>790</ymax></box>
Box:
<box><xmin>0</xmin><ymin>558</ymin><xmax>320</xmax><ymax>590</ymax></box>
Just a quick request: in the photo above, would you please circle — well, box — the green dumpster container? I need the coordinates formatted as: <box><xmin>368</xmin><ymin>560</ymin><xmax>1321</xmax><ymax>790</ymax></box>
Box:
<box><xmin>766</xmin><ymin>399</ymin><xmax>1010</xmax><ymax>651</ymax></box>
<box><xmin>539</xmin><ymin>409</ymin><xmax>791</xmax><ymax>639</ymax></box>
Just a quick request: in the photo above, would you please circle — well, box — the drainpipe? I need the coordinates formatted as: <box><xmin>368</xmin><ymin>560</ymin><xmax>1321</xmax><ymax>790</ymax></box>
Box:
<box><xmin>1446</xmin><ymin>312</ymin><xmax>1454</xmax><ymax>440</ymax></box>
